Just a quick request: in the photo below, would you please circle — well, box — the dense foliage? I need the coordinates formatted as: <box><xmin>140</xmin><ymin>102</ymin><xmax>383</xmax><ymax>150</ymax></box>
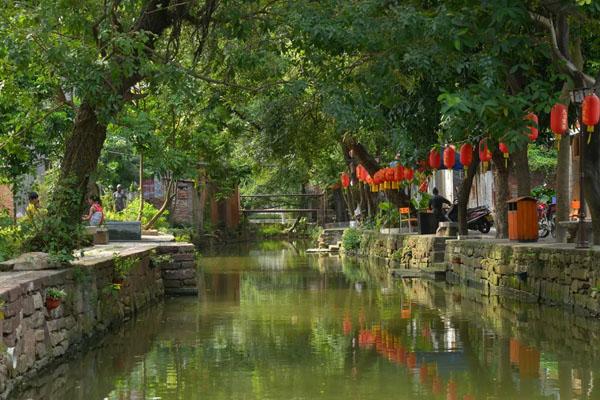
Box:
<box><xmin>2</xmin><ymin>0</ymin><xmax>600</xmax><ymax>252</ymax></box>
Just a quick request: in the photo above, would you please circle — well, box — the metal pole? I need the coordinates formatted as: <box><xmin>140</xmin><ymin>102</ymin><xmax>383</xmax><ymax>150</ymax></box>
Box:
<box><xmin>576</xmin><ymin>116</ymin><xmax>589</xmax><ymax>248</ymax></box>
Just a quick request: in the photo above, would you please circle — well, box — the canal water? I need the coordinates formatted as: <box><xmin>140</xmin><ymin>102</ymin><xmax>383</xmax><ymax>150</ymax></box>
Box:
<box><xmin>14</xmin><ymin>241</ymin><xmax>600</xmax><ymax>399</ymax></box>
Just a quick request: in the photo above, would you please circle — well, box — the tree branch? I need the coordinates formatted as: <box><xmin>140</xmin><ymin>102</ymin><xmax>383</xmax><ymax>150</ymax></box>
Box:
<box><xmin>529</xmin><ymin>11</ymin><xmax>595</xmax><ymax>87</ymax></box>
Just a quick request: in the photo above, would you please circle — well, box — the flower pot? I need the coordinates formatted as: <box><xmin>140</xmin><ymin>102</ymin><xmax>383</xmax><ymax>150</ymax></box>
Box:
<box><xmin>46</xmin><ymin>298</ymin><xmax>61</xmax><ymax>311</ymax></box>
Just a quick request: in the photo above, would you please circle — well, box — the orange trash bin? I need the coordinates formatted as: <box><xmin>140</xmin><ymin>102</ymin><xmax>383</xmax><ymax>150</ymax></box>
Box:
<box><xmin>507</xmin><ymin>196</ymin><xmax>538</xmax><ymax>242</ymax></box>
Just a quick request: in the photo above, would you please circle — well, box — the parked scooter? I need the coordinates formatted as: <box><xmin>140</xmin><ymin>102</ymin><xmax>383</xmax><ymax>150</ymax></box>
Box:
<box><xmin>446</xmin><ymin>203</ymin><xmax>494</xmax><ymax>233</ymax></box>
<box><xmin>537</xmin><ymin>202</ymin><xmax>556</xmax><ymax>239</ymax></box>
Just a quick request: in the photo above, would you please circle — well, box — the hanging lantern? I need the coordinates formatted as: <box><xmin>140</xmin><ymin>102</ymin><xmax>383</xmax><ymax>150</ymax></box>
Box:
<box><xmin>550</xmin><ymin>103</ymin><xmax>568</xmax><ymax>148</ymax></box>
<box><xmin>499</xmin><ymin>142</ymin><xmax>510</xmax><ymax>168</ymax></box>
<box><xmin>355</xmin><ymin>165</ymin><xmax>363</xmax><ymax>182</ymax></box>
<box><xmin>385</xmin><ymin>167</ymin><xmax>394</xmax><ymax>190</ymax></box>
<box><xmin>459</xmin><ymin>143</ymin><xmax>473</xmax><ymax>168</ymax></box>
<box><xmin>428</xmin><ymin>148</ymin><xmax>441</xmax><ymax>170</ymax></box>
<box><xmin>417</xmin><ymin>160</ymin><xmax>428</xmax><ymax>173</ymax></box>
<box><xmin>582</xmin><ymin>94</ymin><xmax>600</xmax><ymax>143</ymax></box>
<box><xmin>418</xmin><ymin>180</ymin><xmax>428</xmax><ymax>193</ymax></box>
<box><xmin>340</xmin><ymin>172</ymin><xmax>350</xmax><ymax>189</ymax></box>
<box><xmin>393</xmin><ymin>165</ymin><xmax>404</xmax><ymax>189</ymax></box>
<box><xmin>479</xmin><ymin>140</ymin><xmax>492</xmax><ymax>172</ymax></box>
<box><xmin>525</xmin><ymin>112</ymin><xmax>539</xmax><ymax>142</ymax></box>
<box><xmin>404</xmin><ymin>167</ymin><xmax>414</xmax><ymax>181</ymax></box>
<box><xmin>443</xmin><ymin>146</ymin><xmax>456</xmax><ymax>169</ymax></box>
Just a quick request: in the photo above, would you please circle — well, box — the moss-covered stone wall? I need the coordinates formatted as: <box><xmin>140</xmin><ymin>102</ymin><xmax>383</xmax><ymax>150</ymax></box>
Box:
<box><xmin>344</xmin><ymin>230</ymin><xmax>451</xmax><ymax>271</ymax></box>
<box><xmin>446</xmin><ymin>240</ymin><xmax>600</xmax><ymax>316</ymax></box>
<box><xmin>0</xmin><ymin>241</ymin><xmax>197</xmax><ymax>399</ymax></box>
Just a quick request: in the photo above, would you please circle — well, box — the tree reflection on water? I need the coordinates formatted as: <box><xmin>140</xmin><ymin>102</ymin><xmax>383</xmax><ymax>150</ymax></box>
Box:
<box><xmin>14</xmin><ymin>241</ymin><xmax>600</xmax><ymax>399</ymax></box>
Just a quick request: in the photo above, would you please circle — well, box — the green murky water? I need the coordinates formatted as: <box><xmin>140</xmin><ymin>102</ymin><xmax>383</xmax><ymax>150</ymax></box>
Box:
<box><xmin>15</xmin><ymin>241</ymin><xmax>600</xmax><ymax>399</ymax></box>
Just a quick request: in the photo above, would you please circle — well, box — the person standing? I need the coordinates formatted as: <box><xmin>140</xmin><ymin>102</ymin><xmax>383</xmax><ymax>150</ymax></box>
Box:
<box><xmin>428</xmin><ymin>187</ymin><xmax>452</xmax><ymax>224</ymax></box>
<box><xmin>113</xmin><ymin>184</ymin><xmax>126</xmax><ymax>212</ymax></box>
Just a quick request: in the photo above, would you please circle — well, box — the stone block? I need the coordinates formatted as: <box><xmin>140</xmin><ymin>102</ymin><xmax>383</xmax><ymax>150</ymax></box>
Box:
<box><xmin>173</xmin><ymin>253</ymin><xmax>195</xmax><ymax>262</ymax></box>
<box><xmin>4</xmin><ymin>299</ymin><xmax>22</xmax><ymax>319</ymax></box>
<box><xmin>2</xmin><ymin>252</ymin><xmax>54</xmax><ymax>271</ymax></box>
<box><xmin>164</xmin><ymin>280</ymin><xmax>182</xmax><ymax>288</ymax></box>
<box><xmin>22</xmin><ymin>297</ymin><xmax>34</xmax><ymax>317</ymax></box>
<box><xmin>35</xmin><ymin>342</ymin><xmax>47</xmax><ymax>360</ymax></box>
<box><xmin>163</xmin><ymin>269</ymin><xmax>195</xmax><ymax>280</ymax></box>
<box><xmin>104</xmin><ymin>221</ymin><xmax>142</xmax><ymax>241</ymax></box>
<box><xmin>570</xmin><ymin>267</ymin><xmax>589</xmax><ymax>281</ymax></box>
<box><xmin>32</xmin><ymin>293</ymin><xmax>43</xmax><ymax>310</ymax></box>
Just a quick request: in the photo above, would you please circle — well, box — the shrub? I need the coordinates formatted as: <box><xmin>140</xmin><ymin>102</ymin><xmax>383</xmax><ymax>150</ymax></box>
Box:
<box><xmin>105</xmin><ymin>198</ymin><xmax>169</xmax><ymax>230</ymax></box>
<box><xmin>375</xmin><ymin>201</ymin><xmax>401</xmax><ymax>229</ymax></box>
<box><xmin>113</xmin><ymin>254</ymin><xmax>140</xmax><ymax>280</ymax></box>
<box><xmin>342</xmin><ymin>228</ymin><xmax>361</xmax><ymax>251</ymax></box>
<box><xmin>259</xmin><ymin>224</ymin><xmax>285</xmax><ymax>237</ymax></box>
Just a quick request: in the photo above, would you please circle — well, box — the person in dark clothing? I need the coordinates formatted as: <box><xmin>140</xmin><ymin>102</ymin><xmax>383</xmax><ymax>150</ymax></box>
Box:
<box><xmin>428</xmin><ymin>187</ymin><xmax>451</xmax><ymax>224</ymax></box>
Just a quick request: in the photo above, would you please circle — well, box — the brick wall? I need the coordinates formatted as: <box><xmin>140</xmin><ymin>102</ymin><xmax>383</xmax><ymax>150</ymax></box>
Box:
<box><xmin>0</xmin><ymin>185</ymin><xmax>13</xmax><ymax>216</ymax></box>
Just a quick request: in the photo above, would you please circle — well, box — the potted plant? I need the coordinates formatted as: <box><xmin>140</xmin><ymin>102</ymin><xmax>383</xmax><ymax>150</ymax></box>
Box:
<box><xmin>46</xmin><ymin>288</ymin><xmax>66</xmax><ymax>311</ymax></box>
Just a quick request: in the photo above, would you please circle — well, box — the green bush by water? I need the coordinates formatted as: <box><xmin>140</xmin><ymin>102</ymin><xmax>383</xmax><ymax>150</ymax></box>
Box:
<box><xmin>105</xmin><ymin>198</ymin><xmax>169</xmax><ymax>230</ymax></box>
<box><xmin>342</xmin><ymin>228</ymin><xmax>361</xmax><ymax>251</ymax></box>
<box><xmin>259</xmin><ymin>224</ymin><xmax>286</xmax><ymax>237</ymax></box>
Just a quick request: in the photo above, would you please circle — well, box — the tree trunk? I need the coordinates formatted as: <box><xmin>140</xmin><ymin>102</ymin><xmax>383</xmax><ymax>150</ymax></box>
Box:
<box><xmin>144</xmin><ymin>179</ymin><xmax>175</xmax><ymax>230</ymax></box>
<box><xmin>492</xmin><ymin>149</ymin><xmax>510</xmax><ymax>238</ymax></box>
<box><xmin>583</xmin><ymin>124</ymin><xmax>600</xmax><ymax>244</ymax></box>
<box><xmin>555</xmin><ymin>90</ymin><xmax>572</xmax><ymax>242</ymax></box>
<box><xmin>34</xmin><ymin>0</ymin><xmax>214</xmax><ymax>252</ymax></box>
<box><xmin>50</xmin><ymin>103</ymin><xmax>108</xmax><ymax>224</ymax></box>
<box><xmin>512</xmin><ymin>145</ymin><xmax>531</xmax><ymax>197</ymax></box>
<box><xmin>457</xmin><ymin>149</ymin><xmax>480</xmax><ymax>236</ymax></box>
<box><xmin>137</xmin><ymin>151</ymin><xmax>144</xmax><ymax>221</ymax></box>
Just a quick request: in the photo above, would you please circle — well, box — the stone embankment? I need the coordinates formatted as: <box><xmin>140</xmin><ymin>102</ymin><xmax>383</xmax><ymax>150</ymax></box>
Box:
<box><xmin>341</xmin><ymin>229</ymin><xmax>600</xmax><ymax>318</ymax></box>
<box><xmin>446</xmin><ymin>239</ymin><xmax>600</xmax><ymax>316</ymax></box>
<box><xmin>0</xmin><ymin>239</ymin><xmax>197</xmax><ymax>399</ymax></box>
<box><xmin>343</xmin><ymin>230</ymin><xmax>450</xmax><ymax>277</ymax></box>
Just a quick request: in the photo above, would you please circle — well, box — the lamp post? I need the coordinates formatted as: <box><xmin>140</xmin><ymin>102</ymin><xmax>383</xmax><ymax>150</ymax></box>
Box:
<box><xmin>569</xmin><ymin>88</ymin><xmax>592</xmax><ymax>249</ymax></box>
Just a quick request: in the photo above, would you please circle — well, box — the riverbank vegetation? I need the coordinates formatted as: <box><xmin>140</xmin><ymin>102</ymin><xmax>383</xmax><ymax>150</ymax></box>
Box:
<box><xmin>1</xmin><ymin>0</ymin><xmax>600</xmax><ymax>259</ymax></box>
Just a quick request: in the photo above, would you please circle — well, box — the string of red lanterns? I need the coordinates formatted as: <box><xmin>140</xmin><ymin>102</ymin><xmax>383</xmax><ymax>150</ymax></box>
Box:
<box><xmin>342</xmin><ymin>94</ymin><xmax>600</xmax><ymax>193</ymax></box>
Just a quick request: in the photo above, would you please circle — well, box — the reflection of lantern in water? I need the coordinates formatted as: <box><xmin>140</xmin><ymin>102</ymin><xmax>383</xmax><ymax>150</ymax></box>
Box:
<box><xmin>343</xmin><ymin>315</ymin><xmax>352</xmax><ymax>336</ymax></box>
<box><xmin>401</xmin><ymin>307</ymin><xmax>411</xmax><ymax>319</ymax></box>
<box><xmin>446</xmin><ymin>379</ymin><xmax>457</xmax><ymax>400</ymax></box>
<box><xmin>519</xmin><ymin>346</ymin><xmax>540</xmax><ymax>379</ymax></box>
<box><xmin>432</xmin><ymin>376</ymin><xmax>442</xmax><ymax>395</ymax></box>
<box><xmin>407</xmin><ymin>352</ymin><xmax>416</xmax><ymax>369</ymax></box>
<box><xmin>419</xmin><ymin>364</ymin><xmax>428</xmax><ymax>384</ymax></box>
<box><xmin>509</xmin><ymin>338</ymin><xmax>520</xmax><ymax>365</ymax></box>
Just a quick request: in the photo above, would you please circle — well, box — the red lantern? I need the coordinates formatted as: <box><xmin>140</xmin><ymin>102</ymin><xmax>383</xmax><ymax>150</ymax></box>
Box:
<box><xmin>525</xmin><ymin>112</ymin><xmax>538</xmax><ymax>141</ymax></box>
<box><xmin>479</xmin><ymin>140</ymin><xmax>492</xmax><ymax>172</ymax></box>
<box><xmin>340</xmin><ymin>172</ymin><xmax>350</xmax><ymax>188</ymax></box>
<box><xmin>550</xmin><ymin>103</ymin><xmax>568</xmax><ymax>136</ymax></box>
<box><xmin>499</xmin><ymin>142</ymin><xmax>509</xmax><ymax>168</ymax></box>
<box><xmin>443</xmin><ymin>146</ymin><xmax>456</xmax><ymax>169</ymax></box>
<box><xmin>394</xmin><ymin>165</ymin><xmax>404</xmax><ymax>182</ymax></box>
<box><xmin>404</xmin><ymin>167</ymin><xmax>414</xmax><ymax>181</ymax></box>
<box><xmin>459</xmin><ymin>143</ymin><xmax>473</xmax><ymax>168</ymax></box>
<box><xmin>356</xmin><ymin>165</ymin><xmax>363</xmax><ymax>181</ymax></box>
<box><xmin>385</xmin><ymin>167</ymin><xmax>395</xmax><ymax>182</ymax></box>
<box><xmin>582</xmin><ymin>94</ymin><xmax>600</xmax><ymax>132</ymax></box>
<box><xmin>429</xmin><ymin>148</ymin><xmax>441</xmax><ymax>170</ymax></box>
<box><xmin>417</xmin><ymin>160</ymin><xmax>428</xmax><ymax>173</ymax></box>
<box><xmin>418</xmin><ymin>180</ymin><xmax>428</xmax><ymax>193</ymax></box>
<box><xmin>385</xmin><ymin>167</ymin><xmax>394</xmax><ymax>189</ymax></box>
